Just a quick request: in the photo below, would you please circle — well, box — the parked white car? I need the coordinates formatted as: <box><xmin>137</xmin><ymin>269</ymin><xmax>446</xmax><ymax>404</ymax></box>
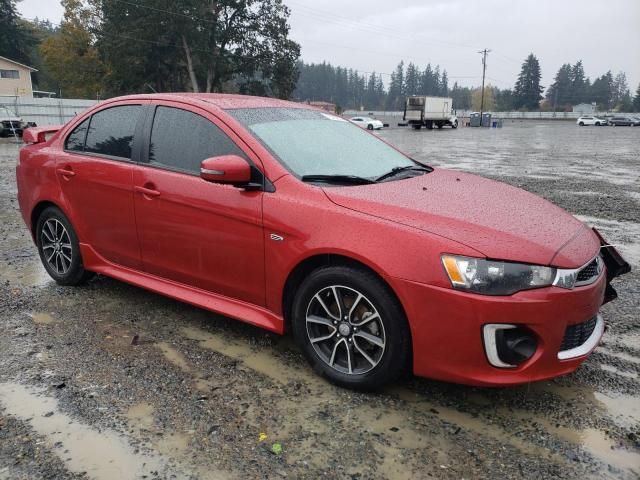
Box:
<box><xmin>349</xmin><ymin>116</ymin><xmax>384</xmax><ymax>130</ymax></box>
<box><xmin>576</xmin><ymin>116</ymin><xmax>607</xmax><ymax>126</ymax></box>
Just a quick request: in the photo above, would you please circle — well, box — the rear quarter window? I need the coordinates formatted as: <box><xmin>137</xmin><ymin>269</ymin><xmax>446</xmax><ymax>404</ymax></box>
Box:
<box><xmin>65</xmin><ymin>118</ymin><xmax>90</xmax><ymax>152</ymax></box>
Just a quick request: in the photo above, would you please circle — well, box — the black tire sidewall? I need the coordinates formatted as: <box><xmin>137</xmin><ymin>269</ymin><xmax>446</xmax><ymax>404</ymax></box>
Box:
<box><xmin>36</xmin><ymin>206</ymin><xmax>89</xmax><ymax>285</ymax></box>
<box><xmin>291</xmin><ymin>266</ymin><xmax>410</xmax><ymax>390</ymax></box>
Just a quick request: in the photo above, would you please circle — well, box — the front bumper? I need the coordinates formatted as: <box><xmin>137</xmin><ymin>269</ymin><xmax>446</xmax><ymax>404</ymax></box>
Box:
<box><xmin>394</xmin><ymin>271</ymin><xmax>609</xmax><ymax>386</ymax></box>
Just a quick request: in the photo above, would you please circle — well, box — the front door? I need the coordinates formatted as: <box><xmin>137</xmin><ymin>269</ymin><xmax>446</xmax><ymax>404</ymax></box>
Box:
<box><xmin>56</xmin><ymin>103</ymin><xmax>145</xmax><ymax>269</ymax></box>
<box><xmin>132</xmin><ymin>103</ymin><xmax>265</xmax><ymax>306</ymax></box>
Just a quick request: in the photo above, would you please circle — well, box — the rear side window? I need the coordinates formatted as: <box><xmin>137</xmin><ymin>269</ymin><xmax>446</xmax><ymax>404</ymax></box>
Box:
<box><xmin>65</xmin><ymin>118</ymin><xmax>90</xmax><ymax>152</ymax></box>
<box><xmin>148</xmin><ymin>106</ymin><xmax>245</xmax><ymax>174</ymax></box>
<box><xmin>84</xmin><ymin>105</ymin><xmax>141</xmax><ymax>159</ymax></box>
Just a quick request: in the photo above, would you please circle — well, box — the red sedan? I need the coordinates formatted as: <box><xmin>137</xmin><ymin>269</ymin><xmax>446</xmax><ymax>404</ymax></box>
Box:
<box><xmin>16</xmin><ymin>94</ymin><xmax>630</xmax><ymax>389</ymax></box>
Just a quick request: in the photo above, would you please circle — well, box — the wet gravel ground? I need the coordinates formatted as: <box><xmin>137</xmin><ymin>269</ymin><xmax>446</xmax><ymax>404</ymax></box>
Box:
<box><xmin>0</xmin><ymin>121</ymin><xmax>639</xmax><ymax>480</ymax></box>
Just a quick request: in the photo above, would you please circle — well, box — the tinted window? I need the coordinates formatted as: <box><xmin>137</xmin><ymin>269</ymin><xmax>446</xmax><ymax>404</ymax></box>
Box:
<box><xmin>85</xmin><ymin>105</ymin><xmax>141</xmax><ymax>159</ymax></box>
<box><xmin>65</xmin><ymin>118</ymin><xmax>90</xmax><ymax>152</ymax></box>
<box><xmin>149</xmin><ymin>106</ymin><xmax>245</xmax><ymax>174</ymax></box>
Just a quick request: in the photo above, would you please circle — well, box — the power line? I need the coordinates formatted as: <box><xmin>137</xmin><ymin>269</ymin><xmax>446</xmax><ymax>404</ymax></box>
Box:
<box><xmin>287</xmin><ymin>0</ymin><xmax>481</xmax><ymax>51</ymax></box>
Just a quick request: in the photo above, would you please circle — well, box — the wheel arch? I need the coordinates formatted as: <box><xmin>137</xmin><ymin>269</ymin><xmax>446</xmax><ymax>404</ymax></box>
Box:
<box><xmin>30</xmin><ymin>200</ymin><xmax>67</xmax><ymax>241</ymax></box>
<box><xmin>282</xmin><ymin>253</ymin><xmax>412</xmax><ymax>342</ymax></box>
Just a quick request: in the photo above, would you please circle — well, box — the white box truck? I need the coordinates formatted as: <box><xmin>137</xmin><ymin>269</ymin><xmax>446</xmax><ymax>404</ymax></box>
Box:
<box><xmin>403</xmin><ymin>96</ymin><xmax>458</xmax><ymax>130</ymax></box>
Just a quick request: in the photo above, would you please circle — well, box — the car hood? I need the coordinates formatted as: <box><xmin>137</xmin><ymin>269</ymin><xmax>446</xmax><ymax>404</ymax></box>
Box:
<box><xmin>323</xmin><ymin>169</ymin><xmax>599</xmax><ymax>268</ymax></box>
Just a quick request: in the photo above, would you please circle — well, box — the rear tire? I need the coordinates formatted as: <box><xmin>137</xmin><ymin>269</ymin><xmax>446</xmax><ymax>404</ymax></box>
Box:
<box><xmin>452</xmin><ymin>120</ymin><xmax>458</xmax><ymax>129</ymax></box>
<box><xmin>291</xmin><ymin>266</ymin><xmax>410</xmax><ymax>390</ymax></box>
<box><xmin>36</xmin><ymin>207</ymin><xmax>94</xmax><ymax>286</ymax></box>
<box><xmin>411</xmin><ymin>124</ymin><xmax>422</xmax><ymax>130</ymax></box>
<box><xmin>578</xmin><ymin>122</ymin><xmax>584</xmax><ymax>126</ymax></box>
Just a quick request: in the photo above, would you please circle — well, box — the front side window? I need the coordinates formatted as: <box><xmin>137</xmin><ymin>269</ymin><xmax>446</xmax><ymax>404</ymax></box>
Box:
<box><xmin>85</xmin><ymin>105</ymin><xmax>141</xmax><ymax>159</ymax></box>
<box><xmin>65</xmin><ymin>118</ymin><xmax>90</xmax><ymax>152</ymax></box>
<box><xmin>148</xmin><ymin>106</ymin><xmax>245</xmax><ymax>174</ymax></box>
<box><xmin>228</xmin><ymin>108</ymin><xmax>414</xmax><ymax>179</ymax></box>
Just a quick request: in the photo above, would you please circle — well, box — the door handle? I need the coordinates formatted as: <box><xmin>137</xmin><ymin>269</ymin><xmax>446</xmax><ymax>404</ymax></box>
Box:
<box><xmin>135</xmin><ymin>185</ymin><xmax>161</xmax><ymax>198</ymax></box>
<box><xmin>56</xmin><ymin>167</ymin><xmax>76</xmax><ymax>178</ymax></box>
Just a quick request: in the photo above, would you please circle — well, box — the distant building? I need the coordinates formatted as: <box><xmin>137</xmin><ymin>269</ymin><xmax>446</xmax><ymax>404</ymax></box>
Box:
<box><xmin>303</xmin><ymin>101</ymin><xmax>337</xmax><ymax>113</ymax></box>
<box><xmin>572</xmin><ymin>103</ymin><xmax>596</xmax><ymax>114</ymax></box>
<box><xmin>0</xmin><ymin>56</ymin><xmax>37</xmax><ymax>97</ymax></box>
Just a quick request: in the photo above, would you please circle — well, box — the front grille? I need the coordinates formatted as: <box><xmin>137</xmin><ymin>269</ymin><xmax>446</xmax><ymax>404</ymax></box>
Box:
<box><xmin>577</xmin><ymin>258</ymin><xmax>598</xmax><ymax>282</ymax></box>
<box><xmin>560</xmin><ymin>316</ymin><xmax>597</xmax><ymax>351</ymax></box>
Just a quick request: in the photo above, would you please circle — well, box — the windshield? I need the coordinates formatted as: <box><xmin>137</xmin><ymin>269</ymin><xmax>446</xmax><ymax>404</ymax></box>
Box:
<box><xmin>228</xmin><ymin>108</ymin><xmax>414</xmax><ymax>179</ymax></box>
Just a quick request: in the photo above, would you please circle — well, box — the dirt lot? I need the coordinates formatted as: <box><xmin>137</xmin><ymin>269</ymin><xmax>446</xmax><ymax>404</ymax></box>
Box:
<box><xmin>1</xmin><ymin>121</ymin><xmax>639</xmax><ymax>480</ymax></box>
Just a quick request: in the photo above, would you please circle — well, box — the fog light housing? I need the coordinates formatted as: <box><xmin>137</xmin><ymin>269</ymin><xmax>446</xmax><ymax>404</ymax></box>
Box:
<box><xmin>483</xmin><ymin>324</ymin><xmax>537</xmax><ymax>368</ymax></box>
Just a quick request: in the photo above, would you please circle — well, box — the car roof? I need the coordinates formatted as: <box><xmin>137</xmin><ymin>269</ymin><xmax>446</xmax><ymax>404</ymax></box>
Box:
<box><xmin>103</xmin><ymin>93</ymin><xmax>313</xmax><ymax>111</ymax></box>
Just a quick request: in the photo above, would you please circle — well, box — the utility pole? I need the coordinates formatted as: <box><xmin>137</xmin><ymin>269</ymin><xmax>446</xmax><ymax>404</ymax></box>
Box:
<box><xmin>478</xmin><ymin>49</ymin><xmax>491</xmax><ymax>124</ymax></box>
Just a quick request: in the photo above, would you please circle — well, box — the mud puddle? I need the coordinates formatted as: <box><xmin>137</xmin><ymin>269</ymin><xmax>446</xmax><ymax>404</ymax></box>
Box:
<box><xmin>0</xmin><ymin>382</ymin><xmax>167</xmax><ymax>480</ymax></box>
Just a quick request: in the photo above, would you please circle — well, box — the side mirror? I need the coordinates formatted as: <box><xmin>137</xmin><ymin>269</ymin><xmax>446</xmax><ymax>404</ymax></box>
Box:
<box><xmin>200</xmin><ymin>155</ymin><xmax>251</xmax><ymax>186</ymax></box>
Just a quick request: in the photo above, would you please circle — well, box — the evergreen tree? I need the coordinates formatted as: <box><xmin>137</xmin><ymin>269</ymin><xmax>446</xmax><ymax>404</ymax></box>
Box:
<box><xmin>94</xmin><ymin>0</ymin><xmax>300</xmax><ymax>97</ymax></box>
<box><xmin>634</xmin><ymin>83</ymin><xmax>640</xmax><ymax>112</ymax></box>
<box><xmin>0</xmin><ymin>0</ymin><xmax>37</xmax><ymax>66</ymax></box>
<box><xmin>612</xmin><ymin>71</ymin><xmax>630</xmax><ymax>110</ymax></box>
<box><xmin>495</xmin><ymin>88</ymin><xmax>515</xmax><ymax>111</ymax></box>
<box><xmin>546</xmin><ymin>63</ymin><xmax>573</xmax><ymax>110</ymax></box>
<box><xmin>571</xmin><ymin>60</ymin><xmax>587</xmax><ymax>104</ymax></box>
<box><xmin>440</xmin><ymin>70</ymin><xmax>449</xmax><ymax>96</ymax></box>
<box><xmin>591</xmin><ymin>71</ymin><xmax>614</xmax><ymax>110</ymax></box>
<box><xmin>386</xmin><ymin>61</ymin><xmax>404</xmax><ymax>110</ymax></box>
<box><xmin>374</xmin><ymin>74</ymin><xmax>386</xmax><ymax>109</ymax></box>
<box><xmin>433</xmin><ymin>65</ymin><xmax>441</xmax><ymax>95</ymax></box>
<box><xmin>420</xmin><ymin>63</ymin><xmax>435</xmax><ymax>95</ymax></box>
<box><xmin>514</xmin><ymin>53</ymin><xmax>543</xmax><ymax>110</ymax></box>
<box><xmin>450</xmin><ymin>82</ymin><xmax>472</xmax><ymax>110</ymax></box>
<box><xmin>404</xmin><ymin>62</ymin><xmax>419</xmax><ymax>96</ymax></box>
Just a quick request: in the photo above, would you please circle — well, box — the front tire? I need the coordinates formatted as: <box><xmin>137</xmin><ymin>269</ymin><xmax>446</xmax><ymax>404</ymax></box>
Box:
<box><xmin>367</xmin><ymin>124</ymin><xmax>374</xmax><ymax>130</ymax></box>
<box><xmin>578</xmin><ymin>122</ymin><xmax>584</xmax><ymax>126</ymax></box>
<box><xmin>36</xmin><ymin>207</ymin><xmax>94</xmax><ymax>286</ymax></box>
<box><xmin>291</xmin><ymin>266</ymin><xmax>410</xmax><ymax>390</ymax></box>
<box><xmin>452</xmin><ymin>120</ymin><xmax>458</xmax><ymax>129</ymax></box>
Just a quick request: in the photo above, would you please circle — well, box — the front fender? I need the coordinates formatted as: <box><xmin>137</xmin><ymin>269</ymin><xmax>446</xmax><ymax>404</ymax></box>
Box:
<box><xmin>262</xmin><ymin>176</ymin><xmax>481</xmax><ymax>315</ymax></box>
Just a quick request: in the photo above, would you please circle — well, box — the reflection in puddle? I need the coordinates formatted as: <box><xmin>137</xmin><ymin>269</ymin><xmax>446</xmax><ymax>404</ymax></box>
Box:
<box><xmin>0</xmin><ymin>383</ymin><xmax>165</xmax><ymax>480</ymax></box>
<box><xmin>593</xmin><ymin>392</ymin><xmax>640</xmax><ymax>426</ymax></box>
<box><xmin>181</xmin><ymin>326</ymin><xmax>312</xmax><ymax>386</ymax></box>
<box><xmin>556</xmin><ymin>427</ymin><xmax>640</xmax><ymax>472</ymax></box>
<box><xmin>0</xmin><ymin>260</ymin><xmax>51</xmax><ymax>287</ymax></box>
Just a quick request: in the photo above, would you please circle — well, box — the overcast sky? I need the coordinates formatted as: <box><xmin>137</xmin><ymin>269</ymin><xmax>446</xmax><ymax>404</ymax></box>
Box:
<box><xmin>18</xmin><ymin>0</ymin><xmax>640</xmax><ymax>91</ymax></box>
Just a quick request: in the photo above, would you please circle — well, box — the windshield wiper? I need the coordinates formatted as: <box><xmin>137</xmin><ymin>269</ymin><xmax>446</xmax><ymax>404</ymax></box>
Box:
<box><xmin>301</xmin><ymin>174</ymin><xmax>376</xmax><ymax>185</ymax></box>
<box><xmin>375</xmin><ymin>165</ymin><xmax>432</xmax><ymax>182</ymax></box>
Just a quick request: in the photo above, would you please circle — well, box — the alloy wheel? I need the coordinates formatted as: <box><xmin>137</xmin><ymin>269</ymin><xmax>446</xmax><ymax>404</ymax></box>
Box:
<box><xmin>306</xmin><ymin>285</ymin><xmax>386</xmax><ymax>375</ymax></box>
<box><xmin>40</xmin><ymin>218</ymin><xmax>73</xmax><ymax>275</ymax></box>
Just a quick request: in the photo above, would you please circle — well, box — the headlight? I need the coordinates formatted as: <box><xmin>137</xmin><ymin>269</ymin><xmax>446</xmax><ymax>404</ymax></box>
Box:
<box><xmin>441</xmin><ymin>255</ymin><xmax>556</xmax><ymax>295</ymax></box>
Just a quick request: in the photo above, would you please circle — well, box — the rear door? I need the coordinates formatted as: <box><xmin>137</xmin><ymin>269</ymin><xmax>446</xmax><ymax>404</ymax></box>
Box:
<box><xmin>132</xmin><ymin>101</ymin><xmax>266</xmax><ymax>306</ymax></box>
<box><xmin>56</xmin><ymin>102</ymin><xmax>146</xmax><ymax>269</ymax></box>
